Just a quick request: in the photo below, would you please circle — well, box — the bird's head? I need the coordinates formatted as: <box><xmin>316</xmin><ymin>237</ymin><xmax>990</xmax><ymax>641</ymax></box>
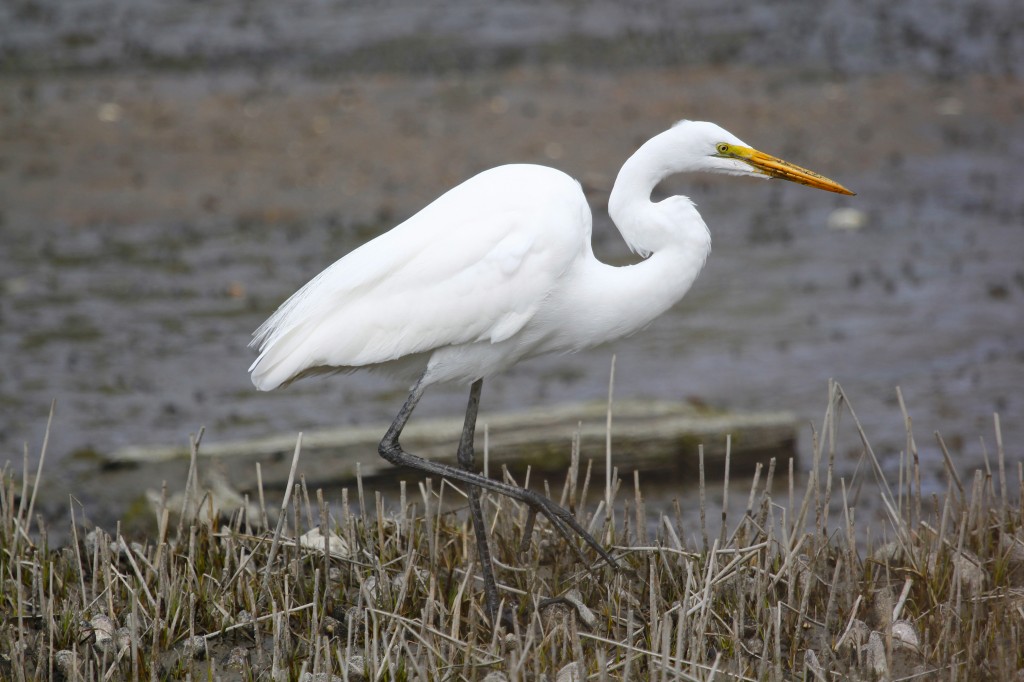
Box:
<box><xmin>671</xmin><ymin>120</ymin><xmax>855</xmax><ymax>196</ymax></box>
<box><xmin>609</xmin><ymin>119</ymin><xmax>855</xmax><ymax>256</ymax></box>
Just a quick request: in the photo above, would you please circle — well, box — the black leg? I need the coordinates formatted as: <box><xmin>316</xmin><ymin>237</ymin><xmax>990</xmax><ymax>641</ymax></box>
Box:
<box><xmin>456</xmin><ymin>379</ymin><xmax>510</xmax><ymax>627</ymax></box>
<box><xmin>378</xmin><ymin>375</ymin><xmax>621</xmax><ymax>580</ymax></box>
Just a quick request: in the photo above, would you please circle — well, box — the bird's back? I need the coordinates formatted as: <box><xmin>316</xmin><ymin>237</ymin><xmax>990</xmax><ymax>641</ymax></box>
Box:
<box><xmin>249</xmin><ymin>164</ymin><xmax>591</xmax><ymax>390</ymax></box>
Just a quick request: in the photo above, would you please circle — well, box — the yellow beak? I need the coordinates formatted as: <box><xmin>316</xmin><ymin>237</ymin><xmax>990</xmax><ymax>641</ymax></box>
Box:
<box><xmin>725</xmin><ymin>145</ymin><xmax>855</xmax><ymax>196</ymax></box>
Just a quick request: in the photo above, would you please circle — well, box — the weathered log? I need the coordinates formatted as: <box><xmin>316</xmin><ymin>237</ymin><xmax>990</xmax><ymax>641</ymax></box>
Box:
<box><xmin>108</xmin><ymin>400</ymin><xmax>798</xmax><ymax>491</ymax></box>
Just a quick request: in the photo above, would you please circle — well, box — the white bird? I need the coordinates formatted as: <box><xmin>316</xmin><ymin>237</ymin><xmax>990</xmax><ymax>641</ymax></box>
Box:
<box><xmin>249</xmin><ymin>119</ymin><xmax>853</xmax><ymax>624</ymax></box>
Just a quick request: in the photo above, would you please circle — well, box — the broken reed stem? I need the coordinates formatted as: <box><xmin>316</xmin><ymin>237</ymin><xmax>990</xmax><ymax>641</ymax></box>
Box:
<box><xmin>175</xmin><ymin>427</ymin><xmax>204</xmax><ymax>546</ymax></box>
<box><xmin>261</xmin><ymin>432</ymin><xmax>304</xmax><ymax>596</ymax></box>
<box><xmin>699</xmin><ymin>444</ymin><xmax>708</xmax><ymax>554</ymax></box>
<box><xmin>15</xmin><ymin>399</ymin><xmax>55</xmax><ymax>557</ymax></box>
<box><xmin>719</xmin><ymin>434</ymin><xmax>731</xmax><ymax>549</ymax></box>
<box><xmin>995</xmin><ymin>413</ymin><xmax>1007</xmax><ymax>521</ymax></box>
<box><xmin>896</xmin><ymin>386</ymin><xmax>922</xmax><ymax>530</ymax></box>
<box><xmin>936</xmin><ymin>431</ymin><xmax>965</xmax><ymax>498</ymax></box>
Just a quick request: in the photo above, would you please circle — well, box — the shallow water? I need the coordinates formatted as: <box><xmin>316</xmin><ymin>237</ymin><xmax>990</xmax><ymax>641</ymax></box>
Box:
<box><xmin>1</xmin><ymin>2</ymin><xmax>1022</xmax><ymax>523</ymax></box>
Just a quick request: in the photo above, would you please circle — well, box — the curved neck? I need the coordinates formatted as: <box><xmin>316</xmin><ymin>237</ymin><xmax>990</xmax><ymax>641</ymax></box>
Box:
<box><xmin>607</xmin><ymin>127</ymin><xmax>711</xmax><ymax>258</ymax></box>
<box><xmin>607</xmin><ymin>134</ymin><xmax>668</xmax><ymax>246</ymax></box>
<box><xmin>553</xmin><ymin>126</ymin><xmax>713</xmax><ymax>348</ymax></box>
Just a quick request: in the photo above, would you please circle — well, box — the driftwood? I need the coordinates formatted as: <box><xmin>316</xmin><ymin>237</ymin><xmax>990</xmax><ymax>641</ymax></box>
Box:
<box><xmin>108</xmin><ymin>400</ymin><xmax>798</xmax><ymax>492</ymax></box>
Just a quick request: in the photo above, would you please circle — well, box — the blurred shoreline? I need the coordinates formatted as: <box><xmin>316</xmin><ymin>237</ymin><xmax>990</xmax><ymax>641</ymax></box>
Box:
<box><xmin>3</xmin><ymin>0</ymin><xmax>1019</xmax><ymax>78</ymax></box>
<box><xmin>2</xmin><ymin>2</ymin><xmax>1021</xmax><ymax>526</ymax></box>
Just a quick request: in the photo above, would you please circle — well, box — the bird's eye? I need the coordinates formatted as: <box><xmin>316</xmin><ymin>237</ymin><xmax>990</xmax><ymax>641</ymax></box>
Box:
<box><xmin>716</xmin><ymin>143</ymin><xmax>731</xmax><ymax>155</ymax></box>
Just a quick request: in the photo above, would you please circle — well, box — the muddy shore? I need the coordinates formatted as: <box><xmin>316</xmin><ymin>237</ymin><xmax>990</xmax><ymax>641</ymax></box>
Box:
<box><xmin>2</xmin><ymin>3</ymin><xmax>1022</xmax><ymax>525</ymax></box>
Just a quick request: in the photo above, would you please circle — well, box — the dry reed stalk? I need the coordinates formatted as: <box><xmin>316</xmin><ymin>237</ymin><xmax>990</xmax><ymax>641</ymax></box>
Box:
<box><xmin>260</xmin><ymin>432</ymin><xmax>303</xmax><ymax>595</ymax></box>
<box><xmin>719</xmin><ymin>435</ymin><xmax>731</xmax><ymax>549</ymax></box>
<box><xmin>699</xmin><ymin>444</ymin><xmax>708</xmax><ymax>553</ymax></box>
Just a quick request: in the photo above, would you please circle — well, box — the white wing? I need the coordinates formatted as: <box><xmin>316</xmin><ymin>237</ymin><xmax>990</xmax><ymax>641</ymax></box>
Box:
<box><xmin>249</xmin><ymin>164</ymin><xmax>592</xmax><ymax>390</ymax></box>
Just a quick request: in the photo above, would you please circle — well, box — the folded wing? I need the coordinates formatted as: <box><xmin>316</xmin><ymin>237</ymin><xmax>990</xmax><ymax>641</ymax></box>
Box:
<box><xmin>249</xmin><ymin>165</ymin><xmax>591</xmax><ymax>390</ymax></box>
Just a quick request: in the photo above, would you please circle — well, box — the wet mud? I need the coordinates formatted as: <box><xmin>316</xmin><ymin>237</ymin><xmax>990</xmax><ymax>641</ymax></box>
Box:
<box><xmin>1</xmin><ymin>1</ymin><xmax>1022</xmax><ymax>525</ymax></box>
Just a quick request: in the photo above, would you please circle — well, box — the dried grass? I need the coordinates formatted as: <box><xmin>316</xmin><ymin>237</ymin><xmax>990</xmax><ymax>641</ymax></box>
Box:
<box><xmin>2</xmin><ymin>381</ymin><xmax>1023</xmax><ymax>680</ymax></box>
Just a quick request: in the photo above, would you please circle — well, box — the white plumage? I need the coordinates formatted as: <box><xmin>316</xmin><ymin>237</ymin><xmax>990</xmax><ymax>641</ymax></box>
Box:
<box><xmin>251</xmin><ymin>120</ymin><xmax>854</xmax><ymax>392</ymax></box>
<box><xmin>250</xmin><ymin>164</ymin><xmax>589</xmax><ymax>387</ymax></box>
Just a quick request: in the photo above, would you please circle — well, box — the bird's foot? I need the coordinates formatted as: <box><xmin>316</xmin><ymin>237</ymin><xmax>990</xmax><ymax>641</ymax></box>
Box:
<box><xmin>516</xmin><ymin>487</ymin><xmax>621</xmax><ymax>574</ymax></box>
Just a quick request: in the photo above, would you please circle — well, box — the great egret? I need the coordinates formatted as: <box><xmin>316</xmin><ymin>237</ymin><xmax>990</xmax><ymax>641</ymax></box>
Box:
<box><xmin>250</xmin><ymin>120</ymin><xmax>853</xmax><ymax>624</ymax></box>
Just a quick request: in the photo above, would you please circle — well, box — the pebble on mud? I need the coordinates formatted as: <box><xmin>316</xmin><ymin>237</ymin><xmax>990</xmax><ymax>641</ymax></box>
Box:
<box><xmin>804</xmin><ymin>648</ymin><xmax>824</xmax><ymax>677</ymax></box>
<box><xmin>226</xmin><ymin>646</ymin><xmax>249</xmax><ymax>671</ymax></box>
<box><xmin>299</xmin><ymin>525</ymin><xmax>350</xmax><ymax>559</ymax></box>
<box><xmin>181</xmin><ymin>635</ymin><xmax>208</xmax><ymax>660</ymax></box>
<box><xmin>556</xmin><ymin>661</ymin><xmax>583</xmax><ymax>682</ymax></box>
<box><xmin>928</xmin><ymin>547</ymin><xmax>986</xmax><ymax>593</ymax></box>
<box><xmin>97</xmin><ymin>102</ymin><xmax>123</xmax><ymax>123</ymax></box>
<box><xmin>892</xmin><ymin>620</ymin><xmax>920</xmax><ymax>652</ymax></box>
<box><xmin>339</xmin><ymin>654</ymin><xmax>367</xmax><ymax>682</ymax></box>
<box><xmin>54</xmin><ymin>650</ymin><xmax>78</xmax><ymax>677</ymax></box>
<box><xmin>866</xmin><ymin>631</ymin><xmax>888</xmax><ymax>677</ymax></box>
<box><xmin>88</xmin><ymin>614</ymin><xmax>118</xmax><ymax>653</ymax></box>
<box><xmin>826</xmin><ymin>207</ymin><xmax>867</xmax><ymax>231</ymax></box>
<box><xmin>560</xmin><ymin>588</ymin><xmax>598</xmax><ymax>629</ymax></box>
